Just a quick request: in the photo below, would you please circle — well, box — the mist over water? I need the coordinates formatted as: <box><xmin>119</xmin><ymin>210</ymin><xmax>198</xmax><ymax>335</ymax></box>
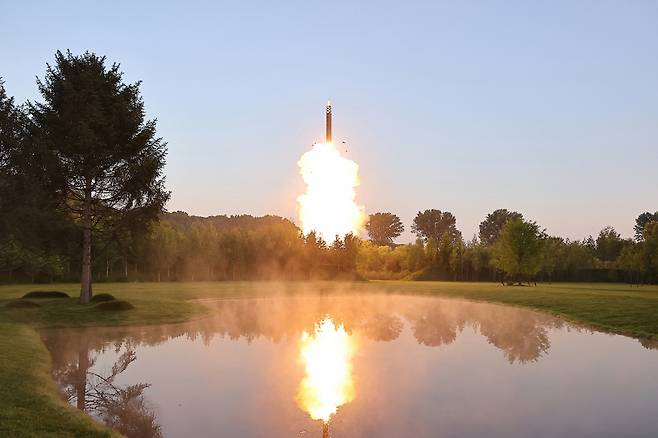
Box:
<box><xmin>41</xmin><ymin>294</ymin><xmax>658</xmax><ymax>438</ymax></box>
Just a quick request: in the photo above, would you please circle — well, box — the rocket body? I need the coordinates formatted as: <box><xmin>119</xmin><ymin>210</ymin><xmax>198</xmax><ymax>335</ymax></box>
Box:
<box><xmin>325</xmin><ymin>101</ymin><xmax>332</xmax><ymax>143</ymax></box>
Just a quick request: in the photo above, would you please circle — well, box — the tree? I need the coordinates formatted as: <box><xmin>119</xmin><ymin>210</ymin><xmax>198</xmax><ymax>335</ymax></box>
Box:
<box><xmin>449</xmin><ymin>239</ymin><xmax>466</xmax><ymax>280</ymax></box>
<box><xmin>1</xmin><ymin>78</ymin><xmax>74</xmax><ymax>282</ymax></box>
<box><xmin>643</xmin><ymin>221</ymin><xmax>658</xmax><ymax>279</ymax></box>
<box><xmin>411</xmin><ymin>209</ymin><xmax>461</xmax><ymax>243</ymax></box>
<box><xmin>594</xmin><ymin>226</ymin><xmax>625</xmax><ymax>262</ymax></box>
<box><xmin>634</xmin><ymin>212</ymin><xmax>658</xmax><ymax>241</ymax></box>
<box><xmin>365</xmin><ymin>212</ymin><xmax>404</xmax><ymax>247</ymax></box>
<box><xmin>405</xmin><ymin>239</ymin><xmax>427</xmax><ymax>273</ymax></box>
<box><xmin>539</xmin><ymin>237</ymin><xmax>566</xmax><ymax>282</ymax></box>
<box><xmin>146</xmin><ymin>221</ymin><xmax>180</xmax><ymax>281</ymax></box>
<box><xmin>30</xmin><ymin>51</ymin><xmax>169</xmax><ymax>302</ymax></box>
<box><xmin>619</xmin><ymin>242</ymin><xmax>645</xmax><ymax>285</ymax></box>
<box><xmin>563</xmin><ymin>240</ymin><xmax>593</xmax><ymax>277</ymax></box>
<box><xmin>0</xmin><ymin>78</ymin><xmax>23</xmax><ymax>237</ymax></box>
<box><xmin>342</xmin><ymin>233</ymin><xmax>360</xmax><ymax>274</ymax></box>
<box><xmin>0</xmin><ymin>78</ymin><xmax>20</xmax><ymax>170</ymax></box>
<box><xmin>479</xmin><ymin>209</ymin><xmax>523</xmax><ymax>246</ymax></box>
<box><xmin>303</xmin><ymin>231</ymin><xmax>326</xmax><ymax>279</ymax></box>
<box><xmin>465</xmin><ymin>238</ymin><xmax>491</xmax><ymax>281</ymax></box>
<box><xmin>0</xmin><ymin>78</ymin><xmax>21</xmax><ymax>265</ymax></box>
<box><xmin>492</xmin><ymin>218</ymin><xmax>542</xmax><ymax>284</ymax></box>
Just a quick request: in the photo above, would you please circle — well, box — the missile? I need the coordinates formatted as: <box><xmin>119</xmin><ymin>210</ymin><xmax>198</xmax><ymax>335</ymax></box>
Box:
<box><xmin>325</xmin><ymin>100</ymin><xmax>332</xmax><ymax>143</ymax></box>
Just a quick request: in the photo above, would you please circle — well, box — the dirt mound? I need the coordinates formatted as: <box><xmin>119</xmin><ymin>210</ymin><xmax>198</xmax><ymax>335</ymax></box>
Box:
<box><xmin>22</xmin><ymin>291</ymin><xmax>69</xmax><ymax>299</ymax></box>
<box><xmin>90</xmin><ymin>293</ymin><xmax>116</xmax><ymax>302</ymax></box>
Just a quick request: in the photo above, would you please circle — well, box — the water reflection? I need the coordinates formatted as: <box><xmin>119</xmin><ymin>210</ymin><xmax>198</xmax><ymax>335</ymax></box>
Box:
<box><xmin>40</xmin><ymin>295</ymin><xmax>658</xmax><ymax>438</ymax></box>
<box><xmin>47</xmin><ymin>335</ymin><xmax>161</xmax><ymax>437</ymax></box>
<box><xmin>297</xmin><ymin>318</ymin><xmax>356</xmax><ymax>424</ymax></box>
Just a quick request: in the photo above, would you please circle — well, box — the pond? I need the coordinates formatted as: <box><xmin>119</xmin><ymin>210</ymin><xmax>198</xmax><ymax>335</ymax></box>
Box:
<box><xmin>40</xmin><ymin>295</ymin><xmax>658</xmax><ymax>438</ymax></box>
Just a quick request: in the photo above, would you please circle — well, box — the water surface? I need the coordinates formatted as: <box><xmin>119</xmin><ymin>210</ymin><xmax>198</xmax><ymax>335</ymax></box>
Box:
<box><xmin>41</xmin><ymin>295</ymin><xmax>658</xmax><ymax>438</ymax></box>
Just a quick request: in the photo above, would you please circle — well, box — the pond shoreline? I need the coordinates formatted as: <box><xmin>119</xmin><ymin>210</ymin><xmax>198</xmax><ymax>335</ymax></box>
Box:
<box><xmin>1</xmin><ymin>281</ymin><xmax>658</xmax><ymax>436</ymax></box>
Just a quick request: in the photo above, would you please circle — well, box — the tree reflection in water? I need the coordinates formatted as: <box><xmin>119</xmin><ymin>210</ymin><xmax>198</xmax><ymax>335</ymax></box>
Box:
<box><xmin>47</xmin><ymin>335</ymin><xmax>161</xmax><ymax>438</ymax></box>
<box><xmin>41</xmin><ymin>295</ymin><xmax>573</xmax><ymax>437</ymax></box>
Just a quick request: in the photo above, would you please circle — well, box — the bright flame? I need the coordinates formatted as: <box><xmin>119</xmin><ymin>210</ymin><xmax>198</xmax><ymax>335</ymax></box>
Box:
<box><xmin>297</xmin><ymin>318</ymin><xmax>356</xmax><ymax>423</ymax></box>
<box><xmin>297</xmin><ymin>142</ymin><xmax>365</xmax><ymax>242</ymax></box>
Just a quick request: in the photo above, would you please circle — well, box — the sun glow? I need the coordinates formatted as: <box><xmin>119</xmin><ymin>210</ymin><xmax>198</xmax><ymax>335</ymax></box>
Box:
<box><xmin>297</xmin><ymin>318</ymin><xmax>356</xmax><ymax>423</ymax></box>
<box><xmin>297</xmin><ymin>142</ymin><xmax>365</xmax><ymax>242</ymax></box>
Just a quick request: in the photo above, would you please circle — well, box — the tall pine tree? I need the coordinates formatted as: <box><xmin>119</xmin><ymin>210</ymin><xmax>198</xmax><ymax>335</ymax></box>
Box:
<box><xmin>30</xmin><ymin>51</ymin><xmax>169</xmax><ymax>302</ymax></box>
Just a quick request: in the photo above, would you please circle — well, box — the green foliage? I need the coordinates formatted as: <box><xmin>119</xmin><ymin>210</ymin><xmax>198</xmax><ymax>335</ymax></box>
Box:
<box><xmin>0</xmin><ymin>77</ymin><xmax>21</xmax><ymax>170</ymax></box>
<box><xmin>1</xmin><ymin>78</ymin><xmax>74</xmax><ymax>284</ymax></box>
<box><xmin>29</xmin><ymin>50</ymin><xmax>170</xmax><ymax>301</ymax></box>
<box><xmin>643</xmin><ymin>222</ymin><xmax>658</xmax><ymax>276</ymax></box>
<box><xmin>411</xmin><ymin>209</ymin><xmax>461</xmax><ymax>243</ymax></box>
<box><xmin>341</xmin><ymin>233</ymin><xmax>360</xmax><ymax>274</ymax></box>
<box><xmin>634</xmin><ymin>212</ymin><xmax>658</xmax><ymax>241</ymax></box>
<box><xmin>479</xmin><ymin>209</ymin><xmax>523</xmax><ymax>245</ymax></box>
<box><xmin>109</xmin><ymin>212</ymin><xmax>364</xmax><ymax>281</ymax></box>
<box><xmin>539</xmin><ymin>237</ymin><xmax>566</xmax><ymax>280</ymax></box>
<box><xmin>492</xmin><ymin>219</ymin><xmax>543</xmax><ymax>283</ymax></box>
<box><xmin>356</xmin><ymin>241</ymin><xmax>411</xmax><ymax>279</ymax></box>
<box><xmin>0</xmin><ymin>239</ymin><xmax>66</xmax><ymax>282</ymax></box>
<box><xmin>365</xmin><ymin>212</ymin><xmax>404</xmax><ymax>246</ymax></box>
<box><xmin>595</xmin><ymin>226</ymin><xmax>627</xmax><ymax>262</ymax></box>
<box><xmin>405</xmin><ymin>240</ymin><xmax>427</xmax><ymax>273</ymax></box>
<box><xmin>465</xmin><ymin>239</ymin><xmax>491</xmax><ymax>281</ymax></box>
<box><xmin>619</xmin><ymin>242</ymin><xmax>645</xmax><ymax>284</ymax></box>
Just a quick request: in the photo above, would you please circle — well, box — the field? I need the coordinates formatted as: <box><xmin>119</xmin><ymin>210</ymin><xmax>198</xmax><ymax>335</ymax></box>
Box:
<box><xmin>1</xmin><ymin>281</ymin><xmax>658</xmax><ymax>437</ymax></box>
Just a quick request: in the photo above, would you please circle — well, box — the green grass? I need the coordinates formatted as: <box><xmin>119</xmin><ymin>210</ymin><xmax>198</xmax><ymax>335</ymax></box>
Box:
<box><xmin>1</xmin><ymin>280</ymin><xmax>658</xmax><ymax>436</ymax></box>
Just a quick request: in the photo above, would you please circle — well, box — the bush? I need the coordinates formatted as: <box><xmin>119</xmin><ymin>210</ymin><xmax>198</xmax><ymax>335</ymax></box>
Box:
<box><xmin>6</xmin><ymin>299</ymin><xmax>41</xmax><ymax>309</ymax></box>
<box><xmin>22</xmin><ymin>291</ymin><xmax>69</xmax><ymax>299</ymax></box>
<box><xmin>95</xmin><ymin>300</ymin><xmax>134</xmax><ymax>311</ymax></box>
<box><xmin>90</xmin><ymin>293</ymin><xmax>116</xmax><ymax>302</ymax></box>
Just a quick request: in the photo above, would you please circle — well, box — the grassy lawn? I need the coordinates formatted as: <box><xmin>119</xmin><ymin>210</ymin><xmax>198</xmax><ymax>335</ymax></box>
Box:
<box><xmin>1</xmin><ymin>280</ymin><xmax>658</xmax><ymax>436</ymax></box>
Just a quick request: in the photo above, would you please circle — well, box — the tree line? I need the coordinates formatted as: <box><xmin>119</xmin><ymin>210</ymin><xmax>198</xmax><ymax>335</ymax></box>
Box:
<box><xmin>1</xmin><ymin>51</ymin><xmax>657</xmax><ymax>289</ymax></box>
<box><xmin>359</xmin><ymin>209</ymin><xmax>658</xmax><ymax>284</ymax></box>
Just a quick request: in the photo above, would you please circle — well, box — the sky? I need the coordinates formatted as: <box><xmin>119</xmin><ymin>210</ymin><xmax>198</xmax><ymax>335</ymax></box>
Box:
<box><xmin>2</xmin><ymin>1</ymin><xmax>657</xmax><ymax>242</ymax></box>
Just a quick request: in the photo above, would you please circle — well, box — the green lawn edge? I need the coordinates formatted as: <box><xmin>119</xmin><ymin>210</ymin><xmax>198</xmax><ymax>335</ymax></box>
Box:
<box><xmin>1</xmin><ymin>280</ymin><xmax>657</xmax><ymax>436</ymax></box>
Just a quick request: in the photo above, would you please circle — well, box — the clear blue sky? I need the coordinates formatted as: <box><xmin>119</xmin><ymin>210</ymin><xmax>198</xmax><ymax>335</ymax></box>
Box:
<box><xmin>2</xmin><ymin>1</ymin><xmax>657</xmax><ymax>241</ymax></box>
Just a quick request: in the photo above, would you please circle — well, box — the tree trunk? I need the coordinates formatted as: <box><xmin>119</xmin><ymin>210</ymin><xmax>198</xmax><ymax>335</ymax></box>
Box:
<box><xmin>79</xmin><ymin>191</ymin><xmax>93</xmax><ymax>303</ymax></box>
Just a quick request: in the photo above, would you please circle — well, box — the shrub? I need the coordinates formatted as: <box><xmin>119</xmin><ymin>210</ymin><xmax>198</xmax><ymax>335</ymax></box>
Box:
<box><xmin>22</xmin><ymin>291</ymin><xmax>69</xmax><ymax>299</ymax></box>
<box><xmin>90</xmin><ymin>293</ymin><xmax>116</xmax><ymax>302</ymax></box>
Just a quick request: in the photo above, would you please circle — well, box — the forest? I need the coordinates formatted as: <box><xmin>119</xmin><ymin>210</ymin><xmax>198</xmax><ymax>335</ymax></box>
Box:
<box><xmin>1</xmin><ymin>206</ymin><xmax>657</xmax><ymax>285</ymax></box>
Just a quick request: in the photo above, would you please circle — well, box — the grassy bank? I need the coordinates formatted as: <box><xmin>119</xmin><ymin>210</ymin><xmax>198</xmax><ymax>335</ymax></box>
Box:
<box><xmin>1</xmin><ymin>281</ymin><xmax>658</xmax><ymax>436</ymax></box>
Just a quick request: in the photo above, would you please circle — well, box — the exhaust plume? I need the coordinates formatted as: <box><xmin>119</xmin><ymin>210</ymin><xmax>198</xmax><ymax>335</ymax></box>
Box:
<box><xmin>297</xmin><ymin>142</ymin><xmax>365</xmax><ymax>241</ymax></box>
